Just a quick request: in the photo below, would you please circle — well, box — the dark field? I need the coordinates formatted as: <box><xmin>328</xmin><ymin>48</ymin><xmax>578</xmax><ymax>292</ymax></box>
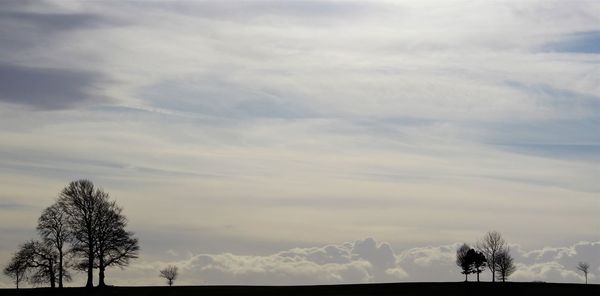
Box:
<box><xmin>2</xmin><ymin>282</ymin><xmax>599</xmax><ymax>296</ymax></box>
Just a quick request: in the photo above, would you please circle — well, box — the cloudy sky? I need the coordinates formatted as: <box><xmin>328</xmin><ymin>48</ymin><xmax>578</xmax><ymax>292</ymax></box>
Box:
<box><xmin>0</xmin><ymin>0</ymin><xmax>599</xmax><ymax>287</ymax></box>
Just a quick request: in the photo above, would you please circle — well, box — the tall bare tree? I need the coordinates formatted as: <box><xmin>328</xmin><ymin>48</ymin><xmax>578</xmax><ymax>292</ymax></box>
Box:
<box><xmin>3</xmin><ymin>249</ymin><xmax>29</xmax><ymax>289</ymax></box>
<box><xmin>57</xmin><ymin>179</ymin><xmax>110</xmax><ymax>288</ymax></box>
<box><xmin>577</xmin><ymin>262</ymin><xmax>590</xmax><ymax>284</ymax></box>
<box><xmin>495</xmin><ymin>247</ymin><xmax>516</xmax><ymax>282</ymax></box>
<box><xmin>456</xmin><ymin>243</ymin><xmax>472</xmax><ymax>282</ymax></box>
<box><xmin>477</xmin><ymin>231</ymin><xmax>506</xmax><ymax>282</ymax></box>
<box><xmin>95</xmin><ymin>200</ymin><xmax>139</xmax><ymax>287</ymax></box>
<box><xmin>38</xmin><ymin>203</ymin><xmax>70</xmax><ymax>288</ymax></box>
<box><xmin>159</xmin><ymin>265</ymin><xmax>178</xmax><ymax>287</ymax></box>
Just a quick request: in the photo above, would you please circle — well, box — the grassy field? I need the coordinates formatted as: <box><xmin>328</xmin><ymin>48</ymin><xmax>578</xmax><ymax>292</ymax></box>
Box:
<box><xmin>1</xmin><ymin>282</ymin><xmax>599</xmax><ymax>296</ymax></box>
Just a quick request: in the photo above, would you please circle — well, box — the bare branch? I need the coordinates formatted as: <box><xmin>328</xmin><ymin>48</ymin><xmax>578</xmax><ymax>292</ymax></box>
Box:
<box><xmin>38</xmin><ymin>203</ymin><xmax>71</xmax><ymax>288</ymax></box>
<box><xmin>159</xmin><ymin>265</ymin><xmax>179</xmax><ymax>287</ymax></box>
<box><xmin>577</xmin><ymin>262</ymin><xmax>590</xmax><ymax>284</ymax></box>
<box><xmin>495</xmin><ymin>247</ymin><xmax>516</xmax><ymax>282</ymax></box>
<box><xmin>477</xmin><ymin>231</ymin><xmax>506</xmax><ymax>282</ymax></box>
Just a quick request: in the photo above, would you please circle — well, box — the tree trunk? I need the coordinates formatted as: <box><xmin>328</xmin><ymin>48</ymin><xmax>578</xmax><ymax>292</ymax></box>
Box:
<box><xmin>58</xmin><ymin>249</ymin><xmax>63</xmax><ymax>288</ymax></box>
<box><xmin>464</xmin><ymin>273</ymin><xmax>467</xmax><ymax>282</ymax></box>
<box><xmin>477</xmin><ymin>271</ymin><xmax>480</xmax><ymax>282</ymax></box>
<box><xmin>98</xmin><ymin>254</ymin><xmax>106</xmax><ymax>287</ymax></box>
<box><xmin>169</xmin><ymin>279</ymin><xmax>173</xmax><ymax>287</ymax></box>
<box><xmin>16</xmin><ymin>273</ymin><xmax>19</xmax><ymax>289</ymax></box>
<box><xmin>99</xmin><ymin>266</ymin><xmax>106</xmax><ymax>287</ymax></box>
<box><xmin>50</xmin><ymin>258</ymin><xmax>56</xmax><ymax>288</ymax></box>
<box><xmin>491</xmin><ymin>267</ymin><xmax>495</xmax><ymax>282</ymax></box>
<box><xmin>98</xmin><ymin>253</ymin><xmax>106</xmax><ymax>287</ymax></box>
<box><xmin>86</xmin><ymin>244</ymin><xmax>94</xmax><ymax>288</ymax></box>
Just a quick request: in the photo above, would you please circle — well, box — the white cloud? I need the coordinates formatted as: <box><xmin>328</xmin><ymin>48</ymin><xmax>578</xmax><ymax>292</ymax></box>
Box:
<box><xmin>512</xmin><ymin>262</ymin><xmax>582</xmax><ymax>282</ymax></box>
<box><xmin>83</xmin><ymin>239</ymin><xmax>600</xmax><ymax>287</ymax></box>
<box><xmin>98</xmin><ymin>238</ymin><xmax>406</xmax><ymax>286</ymax></box>
<box><xmin>178</xmin><ymin>238</ymin><xmax>406</xmax><ymax>285</ymax></box>
<box><xmin>511</xmin><ymin>241</ymin><xmax>600</xmax><ymax>282</ymax></box>
<box><xmin>3</xmin><ymin>238</ymin><xmax>599</xmax><ymax>287</ymax></box>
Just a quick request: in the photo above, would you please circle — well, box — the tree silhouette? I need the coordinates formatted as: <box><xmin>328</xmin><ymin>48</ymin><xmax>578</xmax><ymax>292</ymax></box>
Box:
<box><xmin>18</xmin><ymin>241</ymin><xmax>59</xmax><ymax>288</ymax></box>
<box><xmin>577</xmin><ymin>262</ymin><xmax>590</xmax><ymax>284</ymax></box>
<box><xmin>456</xmin><ymin>244</ymin><xmax>487</xmax><ymax>282</ymax></box>
<box><xmin>477</xmin><ymin>231</ymin><xmax>506</xmax><ymax>282</ymax></box>
<box><xmin>495</xmin><ymin>247</ymin><xmax>516</xmax><ymax>282</ymax></box>
<box><xmin>57</xmin><ymin>179</ymin><xmax>109</xmax><ymax>288</ymax></box>
<box><xmin>3</xmin><ymin>249</ymin><xmax>28</xmax><ymax>289</ymax></box>
<box><xmin>4</xmin><ymin>179</ymin><xmax>139</xmax><ymax>289</ymax></box>
<box><xmin>472</xmin><ymin>250</ymin><xmax>487</xmax><ymax>282</ymax></box>
<box><xmin>94</xmin><ymin>200</ymin><xmax>139</xmax><ymax>287</ymax></box>
<box><xmin>159</xmin><ymin>265</ymin><xmax>178</xmax><ymax>287</ymax></box>
<box><xmin>38</xmin><ymin>203</ymin><xmax>70</xmax><ymax>288</ymax></box>
<box><xmin>456</xmin><ymin>243</ymin><xmax>473</xmax><ymax>282</ymax></box>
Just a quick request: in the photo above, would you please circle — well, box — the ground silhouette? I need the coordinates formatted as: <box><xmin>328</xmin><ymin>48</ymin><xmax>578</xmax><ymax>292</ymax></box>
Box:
<box><xmin>1</xmin><ymin>282</ymin><xmax>599</xmax><ymax>296</ymax></box>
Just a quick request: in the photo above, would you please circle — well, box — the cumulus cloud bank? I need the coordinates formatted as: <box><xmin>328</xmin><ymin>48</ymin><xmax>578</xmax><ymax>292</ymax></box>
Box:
<box><xmin>78</xmin><ymin>238</ymin><xmax>599</xmax><ymax>287</ymax></box>
<box><xmin>172</xmin><ymin>238</ymin><xmax>403</xmax><ymax>285</ymax></box>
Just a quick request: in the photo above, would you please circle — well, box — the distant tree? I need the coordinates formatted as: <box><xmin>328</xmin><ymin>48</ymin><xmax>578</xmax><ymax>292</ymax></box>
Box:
<box><xmin>472</xmin><ymin>250</ymin><xmax>487</xmax><ymax>282</ymax></box>
<box><xmin>495</xmin><ymin>247</ymin><xmax>516</xmax><ymax>282</ymax></box>
<box><xmin>477</xmin><ymin>231</ymin><xmax>506</xmax><ymax>282</ymax></box>
<box><xmin>94</xmin><ymin>200</ymin><xmax>139</xmax><ymax>287</ymax></box>
<box><xmin>3</xmin><ymin>249</ymin><xmax>29</xmax><ymax>289</ymax></box>
<box><xmin>19</xmin><ymin>241</ymin><xmax>59</xmax><ymax>288</ymax></box>
<box><xmin>57</xmin><ymin>179</ymin><xmax>110</xmax><ymax>288</ymax></box>
<box><xmin>38</xmin><ymin>203</ymin><xmax>71</xmax><ymax>288</ymax></box>
<box><xmin>159</xmin><ymin>265</ymin><xmax>178</xmax><ymax>287</ymax></box>
<box><xmin>456</xmin><ymin>243</ymin><xmax>473</xmax><ymax>282</ymax></box>
<box><xmin>577</xmin><ymin>262</ymin><xmax>590</xmax><ymax>284</ymax></box>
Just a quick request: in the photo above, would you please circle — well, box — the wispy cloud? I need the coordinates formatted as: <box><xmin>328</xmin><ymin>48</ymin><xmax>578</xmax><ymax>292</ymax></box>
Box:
<box><xmin>0</xmin><ymin>64</ymin><xmax>109</xmax><ymax>109</ymax></box>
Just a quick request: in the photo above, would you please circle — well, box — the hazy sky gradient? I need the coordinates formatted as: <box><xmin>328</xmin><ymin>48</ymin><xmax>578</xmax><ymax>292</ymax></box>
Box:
<box><xmin>0</xmin><ymin>0</ymin><xmax>599</xmax><ymax>287</ymax></box>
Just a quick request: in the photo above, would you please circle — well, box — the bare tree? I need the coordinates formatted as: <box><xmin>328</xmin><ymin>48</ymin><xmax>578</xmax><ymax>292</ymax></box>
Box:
<box><xmin>38</xmin><ymin>203</ymin><xmax>70</xmax><ymax>288</ymax></box>
<box><xmin>577</xmin><ymin>262</ymin><xmax>590</xmax><ymax>284</ymax></box>
<box><xmin>495</xmin><ymin>247</ymin><xmax>516</xmax><ymax>282</ymax></box>
<box><xmin>94</xmin><ymin>200</ymin><xmax>139</xmax><ymax>287</ymax></box>
<box><xmin>159</xmin><ymin>265</ymin><xmax>178</xmax><ymax>287</ymax></box>
<box><xmin>19</xmin><ymin>241</ymin><xmax>59</xmax><ymax>288</ymax></box>
<box><xmin>456</xmin><ymin>243</ymin><xmax>472</xmax><ymax>282</ymax></box>
<box><xmin>3</xmin><ymin>250</ymin><xmax>29</xmax><ymax>289</ymax></box>
<box><xmin>477</xmin><ymin>231</ymin><xmax>506</xmax><ymax>282</ymax></box>
<box><xmin>57</xmin><ymin>179</ymin><xmax>110</xmax><ymax>288</ymax></box>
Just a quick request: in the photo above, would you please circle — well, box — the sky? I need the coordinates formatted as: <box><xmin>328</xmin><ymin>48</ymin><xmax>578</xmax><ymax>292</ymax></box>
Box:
<box><xmin>0</xmin><ymin>0</ymin><xmax>599</xmax><ymax>287</ymax></box>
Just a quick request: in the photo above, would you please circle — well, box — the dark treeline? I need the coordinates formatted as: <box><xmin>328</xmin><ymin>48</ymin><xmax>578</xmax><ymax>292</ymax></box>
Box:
<box><xmin>3</xmin><ymin>180</ymin><xmax>139</xmax><ymax>289</ymax></box>
<box><xmin>456</xmin><ymin>231</ymin><xmax>516</xmax><ymax>282</ymax></box>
